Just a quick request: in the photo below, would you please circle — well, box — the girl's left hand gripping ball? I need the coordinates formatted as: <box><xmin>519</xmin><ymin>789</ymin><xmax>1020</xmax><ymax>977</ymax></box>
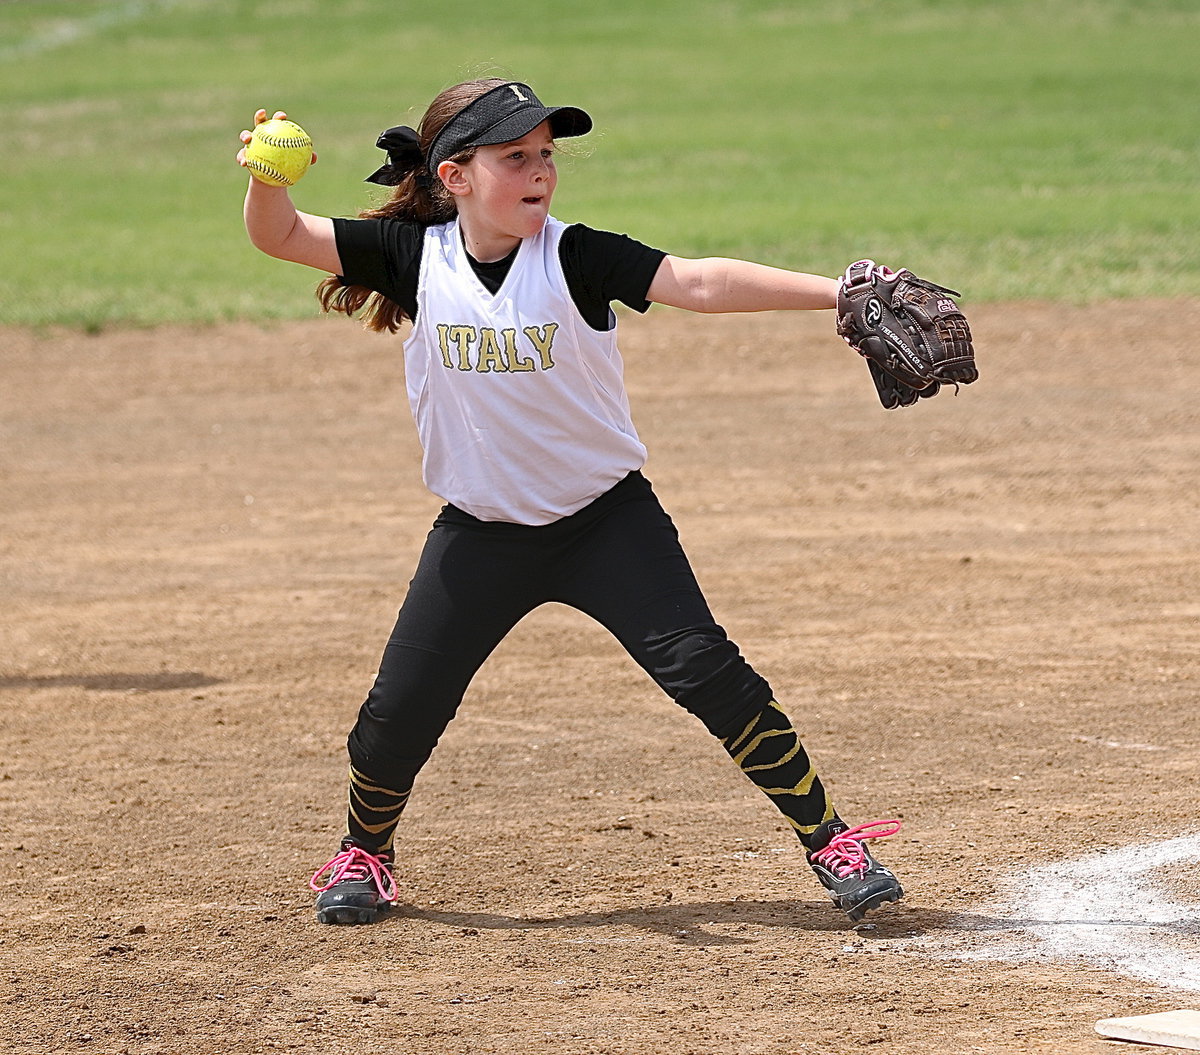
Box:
<box><xmin>244</xmin><ymin>118</ymin><xmax>314</xmax><ymax>188</ymax></box>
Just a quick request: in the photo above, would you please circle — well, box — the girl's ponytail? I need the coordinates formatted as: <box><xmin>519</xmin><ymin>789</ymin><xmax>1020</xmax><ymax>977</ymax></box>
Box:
<box><xmin>316</xmin><ymin>78</ymin><xmax>508</xmax><ymax>333</ymax></box>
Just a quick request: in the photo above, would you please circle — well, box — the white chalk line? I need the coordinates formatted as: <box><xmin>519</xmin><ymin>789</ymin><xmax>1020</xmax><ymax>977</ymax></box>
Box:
<box><xmin>0</xmin><ymin>0</ymin><xmax>191</xmax><ymax>63</ymax></box>
<box><xmin>904</xmin><ymin>833</ymin><xmax>1200</xmax><ymax>991</ymax></box>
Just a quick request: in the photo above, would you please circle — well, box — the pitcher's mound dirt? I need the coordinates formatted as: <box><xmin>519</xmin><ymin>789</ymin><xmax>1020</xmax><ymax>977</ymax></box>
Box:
<box><xmin>1</xmin><ymin>301</ymin><xmax>1196</xmax><ymax>1054</ymax></box>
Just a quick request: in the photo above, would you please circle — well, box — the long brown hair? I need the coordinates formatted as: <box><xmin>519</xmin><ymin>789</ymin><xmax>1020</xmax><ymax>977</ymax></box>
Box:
<box><xmin>316</xmin><ymin>78</ymin><xmax>507</xmax><ymax>333</ymax></box>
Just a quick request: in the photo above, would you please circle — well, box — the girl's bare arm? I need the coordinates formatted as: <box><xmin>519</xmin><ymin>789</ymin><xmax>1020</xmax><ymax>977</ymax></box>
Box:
<box><xmin>239</xmin><ymin>109</ymin><xmax>341</xmax><ymax>275</ymax></box>
<box><xmin>647</xmin><ymin>255</ymin><xmax>837</xmax><ymax>314</ymax></box>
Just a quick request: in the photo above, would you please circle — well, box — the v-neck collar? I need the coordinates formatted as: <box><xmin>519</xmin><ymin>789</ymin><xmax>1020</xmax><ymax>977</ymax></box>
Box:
<box><xmin>450</xmin><ymin>219</ymin><xmax>534</xmax><ymax>311</ymax></box>
<box><xmin>467</xmin><ymin>242</ymin><xmax>520</xmax><ymax>294</ymax></box>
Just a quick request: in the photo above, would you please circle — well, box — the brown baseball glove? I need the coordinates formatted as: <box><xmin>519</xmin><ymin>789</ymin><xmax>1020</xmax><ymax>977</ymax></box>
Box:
<box><xmin>836</xmin><ymin>259</ymin><xmax>978</xmax><ymax>409</ymax></box>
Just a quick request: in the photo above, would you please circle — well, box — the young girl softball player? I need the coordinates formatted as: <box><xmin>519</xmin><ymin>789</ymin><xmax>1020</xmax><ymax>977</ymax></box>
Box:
<box><xmin>237</xmin><ymin>78</ymin><xmax>904</xmax><ymax>926</ymax></box>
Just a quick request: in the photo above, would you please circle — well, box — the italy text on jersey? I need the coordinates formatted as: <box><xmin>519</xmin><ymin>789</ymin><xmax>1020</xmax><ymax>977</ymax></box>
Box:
<box><xmin>435</xmin><ymin>322</ymin><xmax>559</xmax><ymax>373</ymax></box>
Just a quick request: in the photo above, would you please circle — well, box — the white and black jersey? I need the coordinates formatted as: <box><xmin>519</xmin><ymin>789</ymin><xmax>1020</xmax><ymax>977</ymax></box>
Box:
<box><xmin>334</xmin><ymin>216</ymin><xmax>667</xmax><ymax>525</ymax></box>
<box><xmin>334</xmin><ymin>216</ymin><xmax>666</xmax><ymax>332</ymax></box>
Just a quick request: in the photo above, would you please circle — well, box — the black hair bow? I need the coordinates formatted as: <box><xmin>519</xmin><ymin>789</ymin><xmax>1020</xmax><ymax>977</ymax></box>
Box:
<box><xmin>365</xmin><ymin>125</ymin><xmax>426</xmax><ymax>185</ymax></box>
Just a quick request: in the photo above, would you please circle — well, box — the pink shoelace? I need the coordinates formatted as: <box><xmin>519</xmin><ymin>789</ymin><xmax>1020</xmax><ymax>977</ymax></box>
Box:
<box><xmin>309</xmin><ymin>844</ymin><xmax>398</xmax><ymax>902</ymax></box>
<box><xmin>810</xmin><ymin>819</ymin><xmax>902</xmax><ymax>878</ymax></box>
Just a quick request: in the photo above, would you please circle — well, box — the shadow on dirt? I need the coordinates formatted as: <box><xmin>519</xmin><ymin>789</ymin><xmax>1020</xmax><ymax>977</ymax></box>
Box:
<box><xmin>0</xmin><ymin>671</ymin><xmax>223</xmax><ymax>692</ymax></box>
<box><xmin>373</xmin><ymin>900</ymin><xmax>1200</xmax><ymax>946</ymax></box>
<box><xmin>383</xmin><ymin>898</ymin><xmax>917</xmax><ymax>944</ymax></box>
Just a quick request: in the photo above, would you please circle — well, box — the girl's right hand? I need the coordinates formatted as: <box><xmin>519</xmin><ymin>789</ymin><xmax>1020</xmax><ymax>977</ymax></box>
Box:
<box><xmin>240</xmin><ymin>106</ymin><xmax>339</xmax><ymax>274</ymax></box>
<box><xmin>237</xmin><ymin>109</ymin><xmax>318</xmax><ymax>171</ymax></box>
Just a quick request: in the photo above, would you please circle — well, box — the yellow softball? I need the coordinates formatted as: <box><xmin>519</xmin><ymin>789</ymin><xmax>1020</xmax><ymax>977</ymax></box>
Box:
<box><xmin>244</xmin><ymin>118</ymin><xmax>313</xmax><ymax>188</ymax></box>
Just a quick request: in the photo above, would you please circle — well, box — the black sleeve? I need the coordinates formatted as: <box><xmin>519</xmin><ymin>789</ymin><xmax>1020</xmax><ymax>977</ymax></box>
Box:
<box><xmin>332</xmin><ymin>217</ymin><xmax>424</xmax><ymax>322</ymax></box>
<box><xmin>558</xmin><ymin>224</ymin><xmax>668</xmax><ymax>332</ymax></box>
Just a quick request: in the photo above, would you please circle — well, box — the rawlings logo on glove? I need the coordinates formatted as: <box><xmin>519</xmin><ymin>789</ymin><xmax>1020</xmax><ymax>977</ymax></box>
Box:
<box><xmin>836</xmin><ymin>259</ymin><xmax>978</xmax><ymax>410</ymax></box>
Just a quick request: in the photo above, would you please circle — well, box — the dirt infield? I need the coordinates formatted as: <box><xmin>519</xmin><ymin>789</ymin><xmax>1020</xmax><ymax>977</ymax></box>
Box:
<box><xmin>2</xmin><ymin>300</ymin><xmax>1197</xmax><ymax>1054</ymax></box>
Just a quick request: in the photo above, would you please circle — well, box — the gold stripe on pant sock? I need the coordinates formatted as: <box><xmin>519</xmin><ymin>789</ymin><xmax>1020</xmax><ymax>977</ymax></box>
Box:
<box><xmin>722</xmin><ymin>700</ymin><xmax>835</xmax><ymax>847</ymax></box>
<box><xmin>346</xmin><ymin>764</ymin><xmax>412</xmax><ymax>854</ymax></box>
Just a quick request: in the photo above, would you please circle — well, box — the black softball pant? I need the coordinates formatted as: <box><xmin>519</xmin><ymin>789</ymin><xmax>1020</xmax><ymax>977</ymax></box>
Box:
<box><xmin>346</xmin><ymin>471</ymin><xmax>775</xmax><ymax>791</ymax></box>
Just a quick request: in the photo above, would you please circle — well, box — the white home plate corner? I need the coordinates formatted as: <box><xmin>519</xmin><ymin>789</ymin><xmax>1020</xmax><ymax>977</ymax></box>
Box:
<box><xmin>1097</xmin><ymin>1009</ymin><xmax>1200</xmax><ymax>1050</ymax></box>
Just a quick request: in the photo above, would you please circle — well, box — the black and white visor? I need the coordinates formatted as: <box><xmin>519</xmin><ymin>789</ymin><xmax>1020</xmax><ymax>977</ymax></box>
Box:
<box><xmin>427</xmin><ymin>81</ymin><xmax>592</xmax><ymax>171</ymax></box>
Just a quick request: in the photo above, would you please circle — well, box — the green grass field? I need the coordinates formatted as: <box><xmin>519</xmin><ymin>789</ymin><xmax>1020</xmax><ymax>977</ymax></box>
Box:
<box><xmin>2</xmin><ymin>0</ymin><xmax>1197</xmax><ymax>328</ymax></box>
